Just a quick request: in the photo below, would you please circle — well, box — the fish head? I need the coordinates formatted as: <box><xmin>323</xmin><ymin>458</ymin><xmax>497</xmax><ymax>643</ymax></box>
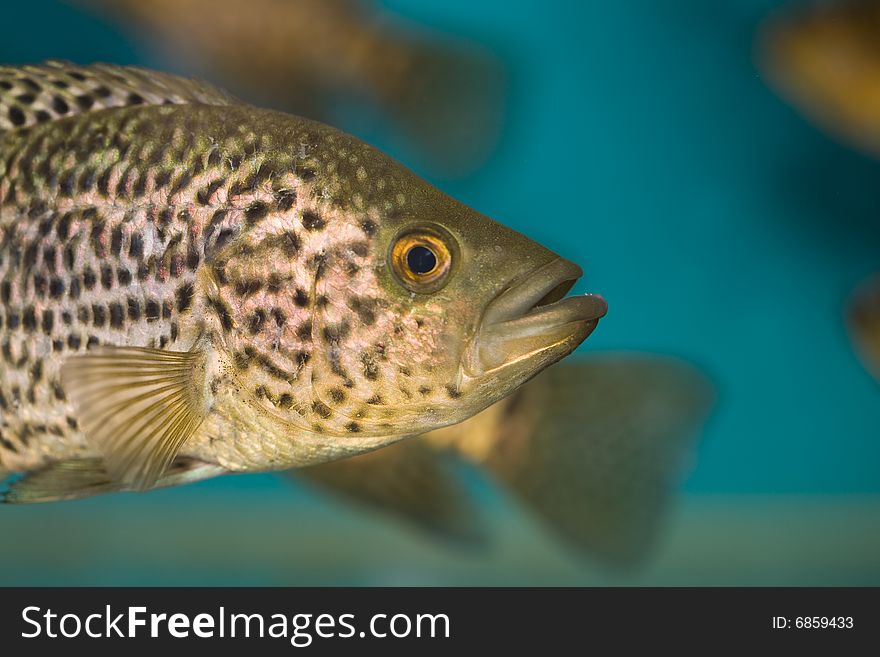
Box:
<box><xmin>210</xmin><ymin>119</ymin><xmax>606</xmax><ymax>441</ymax></box>
<box><xmin>365</xmin><ymin>189</ymin><xmax>608</xmax><ymax>431</ymax></box>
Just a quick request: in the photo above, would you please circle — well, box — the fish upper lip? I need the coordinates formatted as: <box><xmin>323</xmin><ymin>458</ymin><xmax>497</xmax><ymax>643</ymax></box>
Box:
<box><xmin>481</xmin><ymin>258</ymin><xmax>607</xmax><ymax>329</ymax></box>
<box><xmin>466</xmin><ymin>257</ymin><xmax>606</xmax><ymax>377</ymax></box>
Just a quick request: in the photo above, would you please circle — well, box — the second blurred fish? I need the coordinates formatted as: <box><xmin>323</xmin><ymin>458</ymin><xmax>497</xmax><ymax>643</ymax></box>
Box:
<box><xmin>758</xmin><ymin>0</ymin><xmax>880</xmax><ymax>156</ymax></box>
<box><xmin>849</xmin><ymin>276</ymin><xmax>880</xmax><ymax>381</ymax></box>
<box><xmin>71</xmin><ymin>0</ymin><xmax>506</xmax><ymax>176</ymax></box>
<box><xmin>298</xmin><ymin>355</ymin><xmax>714</xmax><ymax>567</ymax></box>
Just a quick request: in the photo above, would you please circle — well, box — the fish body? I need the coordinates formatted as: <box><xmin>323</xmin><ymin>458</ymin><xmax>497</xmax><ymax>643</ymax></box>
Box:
<box><xmin>0</xmin><ymin>62</ymin><xmax>605</xmax><ymax>500</ymax></box>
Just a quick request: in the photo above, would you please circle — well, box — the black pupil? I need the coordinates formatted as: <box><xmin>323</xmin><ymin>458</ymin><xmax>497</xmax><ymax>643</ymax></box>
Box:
<box><xmin>406</xmin><ymin>245</ymin><xmax>437</xmax><ymax>275</ymax></box>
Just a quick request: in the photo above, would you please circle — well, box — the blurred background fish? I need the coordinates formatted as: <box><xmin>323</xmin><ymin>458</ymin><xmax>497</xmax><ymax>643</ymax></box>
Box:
<box><xmin>848</xmin><ymin>276</ymin><xmax>880</xmax><ymax>381</ymax></box>
<box><xmin>67</xmin><ymin>0</ymin><xmax>507</xmax><ymax>177</ymax></box>
<box><xmin>758</xmin><ymin>0</ymin><xmax>880</xmax><ymax>157</ymax></box>
<box><xmin>758</xmin><ymin>0</ymin><xmax>880</xmax><ymax>380</ymax></box>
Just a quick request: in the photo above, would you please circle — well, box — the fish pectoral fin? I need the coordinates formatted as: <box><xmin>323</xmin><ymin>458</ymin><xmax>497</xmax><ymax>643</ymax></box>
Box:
<box><xmin>2</xmin><ymin>457</ymin><xmax>228</xmax><ymax>504</ymax></box>
<box><xmin>60</xmin><ymin>346</ymin><xmax>211</xmax><ymax>491</ymax></box>
<box><xmin>427</xmin><ymin>356</ymin><xmax>714</xmax><ymax>566</ymax></box>
<box><xmin>297</xmin><ymin>439</ymin><xmax>485</xmax><ymax>545</ymax></box>
<box><xmin>2</xmin><ymin>458</ymin><xmax>118</xmax><ymax>503</ymax></box>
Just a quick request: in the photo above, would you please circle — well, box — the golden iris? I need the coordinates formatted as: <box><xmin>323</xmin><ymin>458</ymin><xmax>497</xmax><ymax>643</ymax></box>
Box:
<box><xmin>390</xmin><ymin>230</ymin><xmax>453</xmax><ymax>292</ymax></box>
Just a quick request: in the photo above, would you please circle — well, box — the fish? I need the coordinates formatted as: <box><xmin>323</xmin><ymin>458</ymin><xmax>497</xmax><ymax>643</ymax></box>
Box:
<box><xmin>69</xmin><ymin>0</ymin><xmax>506</xmax><ymax>175</ymax></box>
<box><xmin>757</xmin><ymin>0</ymin><xmax>880</xmax><ymax>156</ymax></box>
<box><xmin>0</xmin><ymin>61</ymin><xmax>607</xmax><ymax>503</ymax></box>
<box><xmin>297</xmin><ymin>355</ymin><xmax>713</xmax><ymax>565</ymax></box>
<box><xmin>848</xmin><ymin>275</ymin><xmax>880</xmax><ymax>381</ymax></box>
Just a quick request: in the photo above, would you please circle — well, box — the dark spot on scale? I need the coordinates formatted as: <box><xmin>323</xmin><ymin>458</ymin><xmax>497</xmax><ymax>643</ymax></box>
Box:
<box><xmin>278</xmin><ymin>394</ymin><xmax>295</xmax><ymax>410</ymax></box>
<box><xmin>267</xmin><ymin>273</ymin><xmax>283</xmax><ymax>293</ymax></box>
<box><xmin>235</xmin><ymin>279</ymin><xmax>262</xmax><ymax>298</ymax></box>
<box><xmin>215</xmin><ymin>229</ymin><xmax>235</xmax><ymax>251</ymax></box>
<box><xmin>445</xmin><ymin>384</ymin><xmax>462</xmax><ymax>399</ymax></box>
<box><xmin>49</xmin><ymin>277</ymin><xmax>64</xmax><ymax>299</ymax></box>
<box><xmin>77</xmin><ymin>305</ymin><xmax>89</xmax><ymax>323</ymax></box>
<box><xmin>127</xmin><ymin>297</ymin><xmax>141</xmax><ymax>321</ymax></box>
<box><xmin>33</xmin><ymin>274</ymin><xmax>47</xmax><ymax>298</ymax></box>
<box><xmin>207</xmin><ymin>296</ymin><xmax>234</xmax><ymax>332</ymax></box>
<box><xmin>23</xmin><ymin>306</ymin><xmax>36</xmax><ymax>331</ymax></box>
<box><xmin>345</xmin><ymin>422</ymin><xmax>361</xmax><ymax>433</ymax></box>
<box><xmin>301</xmin><ymin>210</ymin><xmax>326</xmax><ymax>231</ymax></box>
<box><xmin>186</xmin><ymin>248</ymin><xmax>200</xmax><ymax>271</ymax></box>
<box><xmin>145</xmin><ymin>299</ymin><xmax>160</xmax><ymax>321</ymax></box>
<box><xmin>67</xmin><ymin>334</ymin><xmax>81</xmax><ymax>350</ymax></box>
<box><xmin>274</xmin><ymin>188</ymin><xmax>296</xmax><ymax>211</ymax></box>
<box><xmin>109</xmin><ymin>303</ymin><xmax>124</xmax><ymax>329</ymax></box>
<box><xmin>361</xmin><ymin>219</ymin><xmax>377</xmax><ymax>236</ymax></box>
<box><xmin>86</xmin><ymin>335</ymin><xmax>99</xmax><ymax>349</ymax></box>
<box><xmin>57</xmin><ymin>212</ymin><xmax>73</xmax><ymax>240</ymax></box>
<box><xmin>322</xmin><ymin>321</ymin><xmax>350</xmax><ymax>344</ymax></box>
<box><xmin>41</xmin><ymin>309</ymin><xmax>54</xmax><ymax>334</ymax></box>
<box><xmin>68</xmin><ymin>277</ymin><xmax>81</xmax><ymax>299</ymax></box>
<box><xmin>294</xmin><ymin>288</ymin><xmax>309</xmax><ymax>307</ymax></box>
<box><xmin>75</xmin><ymin>94</ymin><xmax>94</xmax><ymax>110</ymax></box>
<box><xmin>91</xmin><ymin>304</ymin><xmax>106</xmax><ymax>327</ymax></box>
<box><xmin>154</xmin><ymin>170</ymin><xmax>171</xmax><ymax>189</ymax></box>
<box><xmin>34</xmin><ymin>110</ymin><xmax>51</xmax><ymax>123</ymax></box>
<box><xmin>117</xmin><ymin>267</ymin><xmax>132</xmax><ymax>286</ymax></box>
<box><xmin>366</xmin><ymin>394</ymin><xmax>384</xmax><ymax>405</ymax></box>
<box><xmin>176</xmin><ymin>281</ymin><xmax>194</xmax><ymax>312</ymax></box>
<box><xmin>127</xmin><ymin>92</ymin><xmax>145</xmax><ymax>105</ymax></box>
<box><xmin>312</xmin><ymin>401</ymin><xmax>332</xmax><ymax>419</ymax></box>
<box><xmin>328</xmin><ymin>388</ymin><xmax>345</xmax><ymax>404</ymax></box>
<box><xmin>83</xmin><ymin>268</ymin><xmax>97</xmax><ymax>290</ymax></box>
<box><xmin>23</xmin><ymin>243</ymin><xmax>38</xmax><ymax>269</ymax></box>
<box><xmin>295</xmin><ymin>321</ymin><xmax>312</xmax><ymax>341</ymax></box>
<box><xmin>247</xmin><ymin>309</ymin><xmax>266</xmax><ymax>335</ymax></box>
<box><xmin>418</xmin><ymin>385</ymin><xmax>432</xmax><ymax>396</ymax></box>
<box><xmin>270</xmin><ymin>308</ymin><xmax>286</xmax><ymax>327</ymax></box>
<box><xmin>52</xmin><ymin>95</ymin><xmax>69</xmax><ymax>114</ymax></box>
<box><xmin>245</xmin><ymin>201</ymin><xmax>270</xmax><ymax>224</ymax></box>
<box><xmin>100</xmin><ymin>265</ymin><xmax>113</xmax><ymax>290</ymax></box>
<box><xmin>361</xmin><ymin>352</ymin><xmax>380</xmax><ymax>380</ymax></box>
<box><xmin>8</xmin><ymin>106</ymin><xmax>25</xmax><ymax>126</ymax></box>
<box><xmin>128</xmin><ymin>233</ymin><xmax>144</xmax><ymax>259</ymax></box>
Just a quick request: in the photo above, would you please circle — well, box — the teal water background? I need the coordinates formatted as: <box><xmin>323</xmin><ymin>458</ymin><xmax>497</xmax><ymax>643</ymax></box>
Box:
<box><xmin>1</xmin><ymin>0</ymin><xmax>879</xmax><ymax>584</ymax></box>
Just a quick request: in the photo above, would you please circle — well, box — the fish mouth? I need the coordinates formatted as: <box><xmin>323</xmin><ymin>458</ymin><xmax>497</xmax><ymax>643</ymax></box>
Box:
<box><xmin>473</xmin><ymin>258</ymin><xmax>607</xmax><ymax>374</ymax></box>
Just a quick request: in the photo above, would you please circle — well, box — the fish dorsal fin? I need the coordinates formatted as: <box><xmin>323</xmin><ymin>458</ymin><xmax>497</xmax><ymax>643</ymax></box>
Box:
<box><xmin>0</xmin><ymin>60</ymin><xmax>238</xmax><ymax>135</ymax></box>
<box><xmin>60</xmin><ymin>346</ymin><xmax>211</xmax><ymax>491</ymax></box>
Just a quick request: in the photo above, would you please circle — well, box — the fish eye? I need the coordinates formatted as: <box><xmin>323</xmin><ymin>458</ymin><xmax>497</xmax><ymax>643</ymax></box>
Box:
<box><xmin>390</xmin><ymin>229</ymin><xmax>453</xmax><ymax>293</ymax></box>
